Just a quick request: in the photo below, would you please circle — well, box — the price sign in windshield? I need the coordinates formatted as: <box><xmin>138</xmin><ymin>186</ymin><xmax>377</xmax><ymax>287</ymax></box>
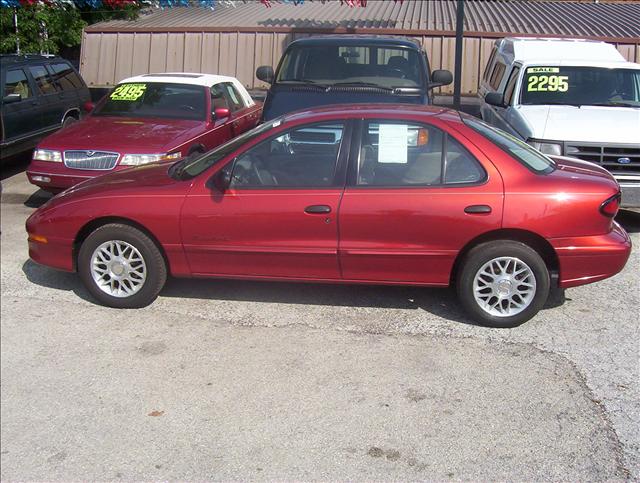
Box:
<box><xmin>526</xmin><ymin>67</ymin><xmax>569</xmax><ymax>92</ymax></box>
<box><xmin>110</xmin><ymin>83</ymin><xmax>147</xmax><ymax>101</ymax></box>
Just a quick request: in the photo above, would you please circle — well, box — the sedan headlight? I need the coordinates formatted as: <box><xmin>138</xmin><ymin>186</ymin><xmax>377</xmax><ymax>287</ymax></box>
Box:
<box><xmin>33</xmin><ymin>149</ymin><xmax>62</xmax><ymax>162</ymax></box>
<box><xmin>120</xmin><ymin>152</ymin><xmax>182</xmax><ymax>166</ymax></box>
<box><xmin>526</xmin><ymin>139</ymin><xmax>563</xmax><ymax>156</ymax></box>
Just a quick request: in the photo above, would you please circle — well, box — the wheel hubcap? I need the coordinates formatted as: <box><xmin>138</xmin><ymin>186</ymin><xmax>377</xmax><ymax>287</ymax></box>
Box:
<box><xmin>90</xmin><ymin>240</ymin><xmax>147</xmax><ymax>298</ymax></box>
<box><xmin>473</xmin><ymin>256</ymin><xmax>536</xmax><ymax>317</ymax></box>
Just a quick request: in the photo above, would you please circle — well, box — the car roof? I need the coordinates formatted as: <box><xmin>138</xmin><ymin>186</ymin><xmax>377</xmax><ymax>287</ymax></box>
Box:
<box><xmin>282</xmin><ymin>103</ymin><xmax>453</xmax><ymax>123</ymax></box>
<box><xmin>497</xmin><ymin>37</ymin><xmax>627</xmax><ymax>65</ymax></box>
<box><xmin>118</xmin><ymin>72</ymin><xmax>239</xmax><ymax>87</ymax></box>
<box><xmin>287</xmin><ymin>35</ymin><xmax>422</xmax><ymax>50</ymax></box>
<box><xmin>0</xmin><ymin>54</ymin><xmax>66</xmax><ymax>66</ymax></box>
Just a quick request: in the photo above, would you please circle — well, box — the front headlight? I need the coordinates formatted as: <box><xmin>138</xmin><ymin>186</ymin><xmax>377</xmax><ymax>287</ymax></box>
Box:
<box><xmin>33</xmin><ymin>149</ymin><xmax>62</xmax><ymax>162</ymax></box>
<box><xmin>120</xmin><ymin>152</ymin><xmax>182</xmax><ymax>166</ymax></box>
<box><xmin>526</xmin><ymin>139</ymin><xmax>563</xmax><ymax>156</ymax></box>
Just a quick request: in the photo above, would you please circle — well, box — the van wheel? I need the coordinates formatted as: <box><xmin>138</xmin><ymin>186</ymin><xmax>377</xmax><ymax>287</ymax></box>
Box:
<box><xmin>456</xmin><ymin>241</ymin><xmax>550</xmax><ymax>328</ymax></box>
<box><xmin>62</xmin><ymin>115</ymin><xmax>78</xmax><ymax>129</ymax></box>
<box><xmin>78</xmin><ymin>223</ymin><xmax>167</xmax><ymax>309</ymax></box>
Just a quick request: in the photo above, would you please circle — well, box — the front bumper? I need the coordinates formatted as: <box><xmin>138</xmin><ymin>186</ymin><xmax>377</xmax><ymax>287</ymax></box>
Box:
<box><xmin>618</xmin><ymin>183</ymin><xmax>640</xmax><ymax>209</ymax></box>
<box><xmin>550</xmin><ymin>222</ymin><xmax>632</xmax><ymax>288</ymax></box>
<box><xmin>26</xmin><ymin>160</ymin><xmax>126</xmax><ymax>190</ymax></box>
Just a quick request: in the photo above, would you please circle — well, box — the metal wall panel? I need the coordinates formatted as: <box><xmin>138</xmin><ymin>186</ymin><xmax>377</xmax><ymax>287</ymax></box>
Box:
<box><xmin>166</xmin><ymin>33</ymin><xmax>185</xmax><ymax>72</ymax></box>
<box><xmin>131</xmin><ymin>33</ymin><xmax>152</xmax><ymax>77</ymax></box>
<box><xmin>183</xmin><ymin>33</ymin><xmax>203</xmax><ymax>73</ymax></box>
<box><xmin>79</xmin><ymin>31</ymin><xmax>640</xmax><ymax>95</ymax></box>
<box><xmin>114</xmin><ymin>33</ymin><xmax>134</xmax><ymax>83</ymax></box>
<box><xmin>148</xmin><ymin>33</ymin><xmax>168</xmax><ymax>74</ymax></box>
<box><xmin>201</xmin><ymin>32</ymin><xmax>221</xmax><ymax>74</ymax></box>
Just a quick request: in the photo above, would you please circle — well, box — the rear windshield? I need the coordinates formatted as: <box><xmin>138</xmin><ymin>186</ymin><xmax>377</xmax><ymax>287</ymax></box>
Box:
<box><xmin>94</xmin><ymin>82</ymin><xmax>206</xmax><ymax>120</ymax></box>
<box><xmin>463</xmin><ymin>117</ymin><xmax>555</xmax><ymax>174</ymax></box>
<box><xmin>276</xmin><ymin>44</ymin><xmax>424</xmax><ymax>89</ymax></box>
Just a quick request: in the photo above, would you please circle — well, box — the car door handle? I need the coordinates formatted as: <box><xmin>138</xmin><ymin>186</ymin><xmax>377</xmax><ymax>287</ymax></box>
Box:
<box><xmin>305</xmin><ymin>205</ymin><xmax>331</xmax><ymax>214</ymax></box>
<box><xmin>464</xmin><ymin>205</ymin><xmax>492</xmax><ymax>214</ymax></box>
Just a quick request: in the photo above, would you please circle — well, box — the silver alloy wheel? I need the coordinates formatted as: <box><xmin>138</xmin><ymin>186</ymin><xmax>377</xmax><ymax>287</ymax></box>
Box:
<box><xmin>90</xmin><ymin>240</ymin><xmax>147</xmax><ymax>298</ymax></box>
<box><xmin>473</xmin><ymin>256</ymin><xmax>536</xmax><ymax>317</ymax></box>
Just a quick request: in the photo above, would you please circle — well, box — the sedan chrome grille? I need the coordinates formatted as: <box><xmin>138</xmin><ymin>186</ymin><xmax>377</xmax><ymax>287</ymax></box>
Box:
<box><xmin>63</xmin><ymin>150</ymin><xmax>119</xmax><ymax>170</ymax></box>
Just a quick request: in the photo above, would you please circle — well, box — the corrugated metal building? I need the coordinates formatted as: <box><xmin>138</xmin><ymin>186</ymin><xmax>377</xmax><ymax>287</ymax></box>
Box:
<box><xmin>80</xmin><ymin>0</ymin><xmax>640</xmax><ymax>95</ymax></box>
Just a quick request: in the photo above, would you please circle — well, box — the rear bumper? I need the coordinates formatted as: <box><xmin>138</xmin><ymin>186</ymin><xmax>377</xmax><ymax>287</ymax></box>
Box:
<box><xmin>26</xmin><ymin>160</ymin><xmax>123</xmax><ymax>190</ymax></box>
<box><xmin>550</xmin><ymin>222</ymin><xmax>632</xmax><ymax>288</ymax></box>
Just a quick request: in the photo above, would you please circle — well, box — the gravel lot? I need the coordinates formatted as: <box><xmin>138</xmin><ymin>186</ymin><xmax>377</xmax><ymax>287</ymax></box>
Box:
<box><xmin>1</xmin><ymin>161</ymin><xmax>639</xmax><ymax>481</ymax></box>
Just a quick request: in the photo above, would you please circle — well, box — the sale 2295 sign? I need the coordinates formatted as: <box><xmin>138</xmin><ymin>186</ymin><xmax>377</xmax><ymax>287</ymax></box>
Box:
<box><xmin>526</xmin><ymin>67</ymin><xmax>569</xmax><ymax>93</ymax></box>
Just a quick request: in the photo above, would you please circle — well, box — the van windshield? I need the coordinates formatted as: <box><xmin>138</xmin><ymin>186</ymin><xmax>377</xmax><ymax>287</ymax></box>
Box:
<box><xmin>521</xmin><ymin>66</ymin><xmax>640</xmax><ymax>107</ymax></box>
<box><xmin>276</xmin><ymin>45</ymin><xmax>424</xmax><ymax>89</ymax></box>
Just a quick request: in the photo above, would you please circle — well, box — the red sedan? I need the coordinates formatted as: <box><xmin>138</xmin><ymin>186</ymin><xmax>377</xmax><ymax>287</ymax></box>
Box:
<box><xmin>26</xmin><ymin>105</ymin><xmax>631</xmax><ymax>327</ymax></box>
<box><xmin>26</xmin><ymin>73</ymin><xmax>261</xmax><ymax>192</ymax></box>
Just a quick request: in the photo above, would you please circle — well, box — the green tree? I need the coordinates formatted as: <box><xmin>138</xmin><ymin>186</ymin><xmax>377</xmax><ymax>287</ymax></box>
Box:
<box><xmin>0</xmin><ymin>5</ymin><xmax>140</xmax><ymax>55</ymax></box>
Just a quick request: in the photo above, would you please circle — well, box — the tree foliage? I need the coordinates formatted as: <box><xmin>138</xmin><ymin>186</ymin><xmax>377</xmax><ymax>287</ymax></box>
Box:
<box><xmin>0</xmin><ymin>5</ymin><xmax>140</xmax><ymax>55</ymax></box>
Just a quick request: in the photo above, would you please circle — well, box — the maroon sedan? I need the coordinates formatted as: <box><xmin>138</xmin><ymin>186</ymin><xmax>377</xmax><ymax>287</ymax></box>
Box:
<box><xmin>26</xmin><ymin>73</ymin><xmax>261</xmax><ymax>192</ymax></box>
<box><xmin>26</xmin><ymin>105</ymin><xmax>631</xmax><ymax>327</ymax></box>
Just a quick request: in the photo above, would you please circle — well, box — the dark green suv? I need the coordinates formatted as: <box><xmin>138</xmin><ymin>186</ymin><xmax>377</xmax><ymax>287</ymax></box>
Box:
<box><xmin>1</xmin><ymin>54</ymin><xmax>90</xmax><ymax>161</ymax></box>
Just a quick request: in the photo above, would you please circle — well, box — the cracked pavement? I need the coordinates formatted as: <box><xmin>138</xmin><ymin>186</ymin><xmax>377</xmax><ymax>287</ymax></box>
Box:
<box><xmin>1</xmin><ymin>166</ymin><xmax>639</xmax><ymax>480</ymax></box>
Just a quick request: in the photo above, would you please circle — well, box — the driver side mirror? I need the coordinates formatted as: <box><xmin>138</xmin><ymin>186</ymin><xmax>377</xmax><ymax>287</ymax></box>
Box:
<box><xmin>485</xmin><ymin>92</ymin><xmax>506</xmax><ymax>107</ymax></box>
<box><xmin>430</xmin><ymin>69</ymin><xmax>453</xmax><ymax>88</ymax></box>
<box><xmin>2</xmin><ymin>93</ymin><xmax>21</xmax><ymax>104</ymax></box>
<box><xmin>213</xmin><ymin>107</ymin><xmax>230</xmax><ymax>121</ymax></box>
<box><xmin>256</xmin><ymin>65</ymin><xmax>275</xmax><ymax>84</ymax></box>
<box><xmin>211</xmin><ymin>164</ymin><xmax>233</xmax><ymax>192</ymax></box>
<box><xmin>83</xmin><ymin>101</ymin><xmax>95</xmax><ymax>113</ymax></box>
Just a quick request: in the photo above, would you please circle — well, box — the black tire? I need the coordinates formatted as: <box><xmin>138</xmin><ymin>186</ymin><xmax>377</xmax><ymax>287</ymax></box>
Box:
<box><xmin>62</xmin><ymin>115</ymin><xmax>78</xmax><ymax>129</ymax></box>
<box><xmin>78</xmin><ymin>223</ymin><xmax>167</xmax><ymax>309</ymax></box>
<box><xmin>456</xmin><ymin>240</ymin><xmax>550</xmax><ymax>328</ymax></box>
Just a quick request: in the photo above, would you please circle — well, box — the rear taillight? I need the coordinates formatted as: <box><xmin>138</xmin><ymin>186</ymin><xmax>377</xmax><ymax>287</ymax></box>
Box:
<box><xmin>600</xmin><ymin>192</ymin><xmax>621</xmax><ymax>218</ymax></box>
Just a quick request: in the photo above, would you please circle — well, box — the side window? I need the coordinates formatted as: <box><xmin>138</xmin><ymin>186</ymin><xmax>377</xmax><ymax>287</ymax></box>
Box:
<box><xmin>503</xmin><ymin>66</ymin><xmax>521</xmax><ymax>105</ymax></box>
<box><xmin>444</xmin><ymin>136</ymin><xmax>486</xmax><ymax>184</ymax></box>
<box><xmin>211</xmin><ymin>84</ymin><xmax>229</xmax><ymax>110</ymax></box>
<box><xmin>49</xmin><ymin>63</ymin><xmax>84</xmax><ymax>90</ymax></box>
<box><xmin>222</xmin><ymin>83</ymin><xmax>244</xmax><ymax>112</ymax></box>
<box><xmin>483</xmin><ymin>48</ymin><xmax>497</xmax><ymax>82</ymax></box>
<box><xmin>4</xmin><ymin>69</ymin><xmax>31</xmax><ymax>100</ymax></box>
<box><xmin>356</xmin><ymin>121</ymin><xmax>485</xmax><ymax>187</ymax></box>
<box><xmin>28</xmin><ymin>65</ymin><xmax>58</xmax><ymax>94</ymax></box>
<box><xmin>489</xmin><ymin>61</ymin><xmax>506</xmax><ymax>91</ymax></box>
<box><xmin>230</xmin><ymin>122</ymin><xmax>344</xmax><ymax>189</ymax></box>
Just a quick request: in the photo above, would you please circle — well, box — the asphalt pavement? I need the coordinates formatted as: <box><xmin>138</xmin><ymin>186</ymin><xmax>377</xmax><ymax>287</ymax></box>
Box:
<box><xmin>1</xmin><ymin>160</ymin><xmax>638</xmax><ymax>481</ymax></box>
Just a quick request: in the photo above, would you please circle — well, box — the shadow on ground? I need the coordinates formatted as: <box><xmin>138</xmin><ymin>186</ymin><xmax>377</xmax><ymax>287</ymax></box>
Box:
<box><xmin>22</xmin><ymin>258</ymin><xmax>567</xmax><ymax>328</ymax></box>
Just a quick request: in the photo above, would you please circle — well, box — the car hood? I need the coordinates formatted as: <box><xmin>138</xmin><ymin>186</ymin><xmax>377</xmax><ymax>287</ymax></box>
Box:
<box><xmin>263</xmin><ymin>87</ymin><xmax>425</xmax><ymax>120</ymax></box>
<box><xmin>37</xmin><ymin>115</ymin><xmax>203</xmax><ymax>153</ymax></box>
<box><xmin>518</xmin><ymin>105</ymin><xmax>640</xmax><ymax>143</ymax></box>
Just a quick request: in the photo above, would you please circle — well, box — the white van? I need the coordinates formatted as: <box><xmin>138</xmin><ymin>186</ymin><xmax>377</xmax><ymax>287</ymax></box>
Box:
<box><xmin>479</xmin><ymin>37</ymin><xmax>640</xmax><ymax>208</ymax></box>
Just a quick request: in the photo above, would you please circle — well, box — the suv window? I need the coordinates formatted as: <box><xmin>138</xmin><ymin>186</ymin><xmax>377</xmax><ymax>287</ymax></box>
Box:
<box><xmin>4</xmin><ymin>69</ymin><xmax>31</xmax><ymax>100</ymax></box>
<box><xmin>489</xmin><ymin>61</ymin><xmax>506</xmax><ymax>90</ymax></box>
<box><xmin>222</xmin><ymin>83</ymin><xmax>244</xmax><ymax>112</ymax></box>
<box><xmin>230</xmin><ymin>122</ymin><xmax>344</xmax><ymax>188</ymax></box>
<box><xmin>503</xmin><ymin>66</ymin><xmax>521</xmax><ymax>105</ymax></box>
<box><xmin>28</xmin><ymin>65</ymin><xmax>58</xmax><ymax>95</ymax></box>
<box><xmin>356</xmin><ymin>121</ymin><xmax>485</xmax><ymax>186</ymax></box>
<box><xmin>49</xmin><ymin>62</ymin><xmax>84</xmax><ymax>90</ymax></box>
<box><xmin>483</xmin><ymin>48</ymin><xmax>497</xmax><ymax>82</ymax></box>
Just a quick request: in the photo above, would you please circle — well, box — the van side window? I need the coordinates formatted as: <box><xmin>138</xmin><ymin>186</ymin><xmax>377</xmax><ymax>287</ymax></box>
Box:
<box><xmin>4</xmin><ymin>69</ymin><xmax>31</xmax><ymax>100</ymax></box>
<box><xmin>483</xmin><ymin>48</ymin><xmax>497</xmax><ymax>82</ymax></box>
<box><xmin>49</xmin><ymin>63</ymin><xmax>84</xmax><ymax>90</ymax></box>
<box><xmin>489</xmin><ymin>62</ymin><xmax>506</xmax><ymax>91</ymax></box>
<box><xmin>28</xmin><ymin>65</ymin><xmax>58</xmax><ymax>95</ymax></box>
<box><xmin>503</xmin><ymin>66</ymin><xmax>521</xmax><ymax>105</ymax></box>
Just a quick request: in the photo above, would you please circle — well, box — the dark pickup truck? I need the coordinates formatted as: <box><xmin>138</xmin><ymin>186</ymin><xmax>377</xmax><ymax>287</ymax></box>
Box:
<box><xmin>256</xmin><ymin>36</ymin><xmax>452</xmax><ymax>121</ymax></box>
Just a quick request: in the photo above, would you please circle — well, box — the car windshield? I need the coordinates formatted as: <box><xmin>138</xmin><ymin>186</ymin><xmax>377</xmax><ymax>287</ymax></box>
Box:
<box><xmin>276</xmin><ymin>45</ymin><xmax>424</xmax><ymax>89</ymax></box>
<box><xmin>521</xmin><ymin>66</ymin><xmax>640</xmax><ymax>107</ymax></box>
<box><xmin>93</xmin><ymin>82</ymin><xmax>206</xmax><ymax>120</ymax></box>
<box><xmin>174</xmin><ymin>117</ymin><xmax>283</xmax><ymax>179</ymax></box>
<box><xmin>463</xmin><ymin>117</ymin><xmax>556</xmax><ymax>174</ymax></box>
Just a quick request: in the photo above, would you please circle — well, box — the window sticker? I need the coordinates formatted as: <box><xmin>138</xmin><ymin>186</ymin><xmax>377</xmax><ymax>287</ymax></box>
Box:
<box><xmin>527</xmin><ymin>67</ymin><xmax>559</xmax><ymax>74</ymax></box>
<box><xmin>378</xmin><ymin>124</ymin><xmax>408</xmax><ymax>164</ymax></box>
<box><xmin>527</xmin><ymin>74</ymin><xmax>569</xmax><ymax>92</ymax></box>
<box><xmin>110</xmin><ymin>83</ymin><xmax>147</xmax><ymax>101</ymax></box>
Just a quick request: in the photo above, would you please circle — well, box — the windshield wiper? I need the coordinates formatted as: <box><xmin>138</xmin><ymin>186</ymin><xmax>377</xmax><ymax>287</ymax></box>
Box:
<box><xmin>169</xmin><ymin>159</ymin><xmax>188</xmax><ymax>180</ymax></box>
<box><xmin>586</xmin><ymin>101</ymin><xmax>639</xmax><ymax>108</ymax></box>
<box><xmin>278</xmin><ymin>78</ymin><xmax>328</xmax><ymax>89</ymax></box>
<box><xmin>330</xmin><ymin>81</ymin><xmax>393</xmax><ymax>92</ymax></box>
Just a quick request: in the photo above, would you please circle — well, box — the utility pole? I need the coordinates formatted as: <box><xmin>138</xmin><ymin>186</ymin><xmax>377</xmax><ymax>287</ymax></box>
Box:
<box><xmin>13</xmin><ymin>8</ymin><xmax>20</xmax><ymax>54</ymax></box>
<box><xmin>453</xmin><ymin>0</ymin><xmax>464</xmax><ymax>111</ymax></box>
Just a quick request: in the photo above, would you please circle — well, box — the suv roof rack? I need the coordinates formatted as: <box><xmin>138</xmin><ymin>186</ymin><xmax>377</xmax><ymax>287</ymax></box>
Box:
<box><xmin>0</xmin><ymin>53</ymin><xmax>58</xmax><ymax>63</ymax></box>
